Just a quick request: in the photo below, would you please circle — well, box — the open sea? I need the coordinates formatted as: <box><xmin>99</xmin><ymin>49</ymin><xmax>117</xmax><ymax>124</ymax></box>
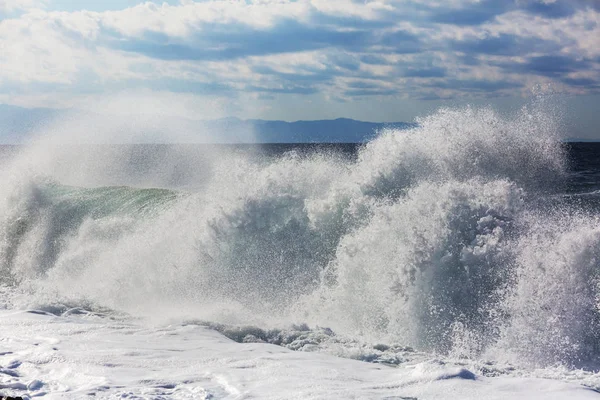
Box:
<box><xmin>2</xmin><ymin>105</ymin><xmax>600</xmax><ymax>399</ymax></box>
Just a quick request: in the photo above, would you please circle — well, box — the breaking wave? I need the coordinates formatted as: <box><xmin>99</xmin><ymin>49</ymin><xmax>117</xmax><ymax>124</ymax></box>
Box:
<box><xmin>2</xmin><ymin>101</ymin><xmax>599</xmax><ymax>369</ymax></box>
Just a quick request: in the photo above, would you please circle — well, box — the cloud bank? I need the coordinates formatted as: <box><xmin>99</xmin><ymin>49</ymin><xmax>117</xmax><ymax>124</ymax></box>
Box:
<box><xmin>0</xmin><ymin>0</ymin><xmax>598</xmax><ymax>116</ymax></box>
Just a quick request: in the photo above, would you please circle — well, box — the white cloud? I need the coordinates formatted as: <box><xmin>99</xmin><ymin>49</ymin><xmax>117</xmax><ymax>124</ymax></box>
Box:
<box><xmin>0</xmin><ymin>0</ymin><xmax>598</xmax><ymax>116</ymax></box>
<box><xmin>100</xmin><ymin>1</ymin><xmax>313</xmax><ymax>38</ymax></box>
<box><xmin>0</xmin><ymin>0</ymin><xmax>45</xmax><ymax>13</ymax></box>
<box><xmin>492</xmin><ymin>8</ymin><xmax>600</xmax><ymax>58</ymax></box>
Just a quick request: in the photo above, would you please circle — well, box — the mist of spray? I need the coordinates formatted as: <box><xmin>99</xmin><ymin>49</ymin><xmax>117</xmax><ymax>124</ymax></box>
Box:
<box><xmin>2</xmin><ymin>95</ymin><xmax>599</xmax><ymax>369</ymax></box>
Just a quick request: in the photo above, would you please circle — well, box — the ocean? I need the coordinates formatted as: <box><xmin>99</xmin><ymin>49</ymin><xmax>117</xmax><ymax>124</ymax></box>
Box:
<box><xmin>2</xmin><ymin>105</ymin><xmax>600</xmax><ymax>399</ymax></box>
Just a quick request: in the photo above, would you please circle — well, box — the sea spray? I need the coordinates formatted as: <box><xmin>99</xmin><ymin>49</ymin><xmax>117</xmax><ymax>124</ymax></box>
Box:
<box><xmin>493</xmin><ymin>209</ymin><xmax>600</xmax><ymax>367</ymax></box>
<box><xmin>2</xmin><ymin>101</ymin><xmax>597</xmax><ymax>369</ymax></box>
<box><xmin>309</xmin><ymin>179</ymin><xmax>523</xmax><ymax>353</ymax></box>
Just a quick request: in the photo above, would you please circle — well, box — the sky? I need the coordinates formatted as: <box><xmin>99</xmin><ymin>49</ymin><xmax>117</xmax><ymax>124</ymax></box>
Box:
<box><xmin>0</xmin><ymin>0</ymin><xmax>599</xmax><ymax>136</ymax></box>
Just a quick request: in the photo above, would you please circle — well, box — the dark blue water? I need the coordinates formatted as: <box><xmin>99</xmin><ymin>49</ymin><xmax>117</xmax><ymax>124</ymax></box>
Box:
<box><xmin>566</xmin><ymin>143</ymin><xmax>600</xmax><ymax>194</ymax></box>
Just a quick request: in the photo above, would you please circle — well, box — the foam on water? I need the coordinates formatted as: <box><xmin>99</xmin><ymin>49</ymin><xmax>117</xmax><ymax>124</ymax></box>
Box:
<box><xmin>2</xmin><ymin>98</ymin><xmax>598</xmax><ymax>371</ymax></box>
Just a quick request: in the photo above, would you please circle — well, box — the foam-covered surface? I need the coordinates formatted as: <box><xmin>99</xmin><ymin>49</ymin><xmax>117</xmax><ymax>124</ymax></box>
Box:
<box><xmin>1</xmin><ymin>310</ymin><xmax>598</xmax><ymax>400</ymax></box>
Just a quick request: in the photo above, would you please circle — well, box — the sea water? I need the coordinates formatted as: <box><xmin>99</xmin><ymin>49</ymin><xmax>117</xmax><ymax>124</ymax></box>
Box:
<box><xmin>1</xmin><ymin>102</ymin><xmax>600</xmax><ymax>398</ymax></box>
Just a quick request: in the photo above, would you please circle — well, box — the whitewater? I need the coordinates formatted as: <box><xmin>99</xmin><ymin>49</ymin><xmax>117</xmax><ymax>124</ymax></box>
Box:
<box><xmin>2</xmin><ymin>101</ymin><xmax>600</xmax><ymax>399</ymax></box>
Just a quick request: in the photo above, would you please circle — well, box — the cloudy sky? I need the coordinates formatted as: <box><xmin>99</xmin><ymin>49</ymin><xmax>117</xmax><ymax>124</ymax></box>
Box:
<box><xmin>0</xmin><ymin>0</ymin><xmax>599</xmax><ymax>135</ymax></box>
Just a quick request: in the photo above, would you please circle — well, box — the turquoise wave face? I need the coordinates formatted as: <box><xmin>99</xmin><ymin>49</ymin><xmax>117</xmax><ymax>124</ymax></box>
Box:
<box><xmin>43</xmin><ymin>184</ymin><xmax>180</xmax><ymax>219</ymax></box>
<box><xmin>0</xmin><ymin>182</ymin><xmax>181</xmax><ymax>285</ymax></box>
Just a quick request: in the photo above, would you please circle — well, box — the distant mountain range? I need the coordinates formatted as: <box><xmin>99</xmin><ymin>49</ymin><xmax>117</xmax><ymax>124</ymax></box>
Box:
<box><xmin>0</xmin><ymin>104</ymin><xmax>415</xmax><ymax>144</ymax></box>
<box><xmin>208</xmin><ymin>117</ymin><xmax>416</xmax><ymax>143</ymax></box>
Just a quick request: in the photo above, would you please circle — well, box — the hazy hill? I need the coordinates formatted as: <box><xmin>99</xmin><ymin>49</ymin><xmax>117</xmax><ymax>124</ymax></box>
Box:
<box><xmin>0</xmin><ymin>104</ymin><xmax>415</xmax><ymax>143</ymax></box>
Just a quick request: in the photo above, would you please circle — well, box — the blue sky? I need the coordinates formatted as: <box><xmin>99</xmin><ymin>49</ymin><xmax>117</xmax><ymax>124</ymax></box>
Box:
<box><xmin>0</xmin><ymin>0</ymin><xmax>599</xmax><ymax>136</ymax></box>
